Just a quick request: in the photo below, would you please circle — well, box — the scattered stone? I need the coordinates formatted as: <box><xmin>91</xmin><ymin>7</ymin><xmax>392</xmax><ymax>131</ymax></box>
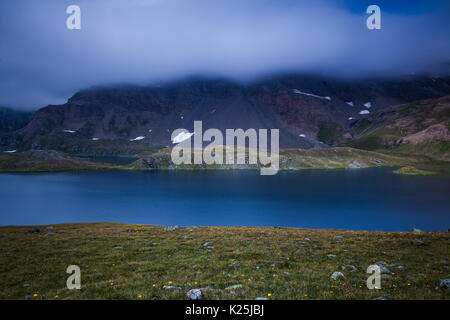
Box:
<box><xmin>164</xmin><ymin>225</ymin><xmax>179</xmax><ymax>231</ymax></box>
<box><xmin>27</xmin><ymin>228</ymin><xmax>40</xmax><ymax>233</ymax></box>
<box><xmin>440</xmin><ymin>279</ymin><xmax>450</xmax><ymax>290</ymax></box>
<box><xmin>396</xmin><ymin>266</ymin><xmax>405</xmax><ymax>269</ymax></box>
<box><xmin>165</xmin><ymin>285</ymin><xmax>182</xmax><ymax>291</ymax></box>
<box><xmin>186</xmin><ymin>289</ymin><xmax>202</xmax><ymax>300</ymax></box>
<box><xmin>203</xmin><ymin>242</ymin><xmax>213</xmax><ymax>247</ymax></box>
<box><xmin>341</xmin><ymin>265</ymin><xmax>357</xmax><ymax>272</ymax></box>
<box><xmin>330</xmin><ymin>272</ymin><xmax>344</xmax><ymax>280</ymax></box>
<box><xmin>46</xmin><ymin>232</ymin><xmax>56</xmax><ymax>235</ymax></box>
<box><xmin>327</xmin><ymin>254</ymin><xmax>337</xmax><ymax>258</ymax></box>
<box><xmin>23</xmin><ymin>284</ymin><xmax>30</xmax><ymax>287</ymax></box>
<box><xmin>255</xmin><ymin>297</ymin><xmax>269</xmax><ymax>300</ymax></box>
<box><xmin>413</xmin><ymin>239</ymin><xmax>424</xmax><ymax>246</ymax></box>
<box><xmin>375</xmin><ymin>263</ymin><xmax>391</xmax><ymax>274</ymax></box>
<box><xmin>333</xmin><ymin>235</ymin><xmax>343</xmax><ymax>239</ymax></box>
<box><xmin>46</xmin><ymin>226</ymin><xmax>54</xmax><ymax>229</ymax></box>
<box><xmin>372</xmin><ymin>296</ymin><xmax>387</xmax><ymax>300</ymax></box>
<box><xmin>226</xmin><ymin>284</ymin><xmax>243</xmax><ymax>291</ymax></box>
<box><xmin>113</xmin><ymin>246</ymin><xmax>123</xmax><ymax>249</ymax></box>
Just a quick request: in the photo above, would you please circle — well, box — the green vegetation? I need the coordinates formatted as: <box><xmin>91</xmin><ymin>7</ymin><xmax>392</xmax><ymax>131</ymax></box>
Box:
<box><xmin>0</xmin><ymin>150</ymin><xmax>108</xmax><ymax>173</ymax></box>
<box><xmin>0</xmin><ymin>223</ymin><xmax>448</xmax><ymax>300</ymax></box>
<box><xmin>1</xmin><ymin>147</ymin><xmax>447</xmax><ymax>174</ymax></box>
<box><xmin>393</xmin><ymin>166</ymin><xmax>438</xmax><ymax>176</ymax></box>
<box><xmin>317</xmin><ymin>121</ymin><xmax>343</xmax><ymax>145</ymax></box>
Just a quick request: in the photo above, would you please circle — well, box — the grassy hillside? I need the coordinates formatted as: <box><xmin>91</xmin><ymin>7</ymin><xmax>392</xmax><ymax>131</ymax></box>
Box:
<box><xmin>127</xmin><ymin>146</ymin><xmax>419</xmax><ymax>171</ymax></box>
<box><xmin>0</xmin><ymin>150</ymin><xmax>108</xmax><ymax>172</ymax></box>
<box><xmin>0</xmin><ymin>223</ymin><xmax>448</xmax><ymax>300</ymax></box>
<box><xmin>350</xmin><ymin>96</ymin><xmax>450</xmax><ymax>160</ymax></box>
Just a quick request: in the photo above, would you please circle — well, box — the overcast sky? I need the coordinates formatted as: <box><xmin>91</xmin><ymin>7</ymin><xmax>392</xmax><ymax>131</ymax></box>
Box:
<box><xmin>0</xmin><ymin>0</ymin><xmax>449</xmax><ymax>110</ymax></box>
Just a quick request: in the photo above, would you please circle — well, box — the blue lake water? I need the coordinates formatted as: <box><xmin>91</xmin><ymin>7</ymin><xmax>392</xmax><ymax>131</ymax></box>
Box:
<box><xmin>0</xmin><ymin>168</ymin><xmax>449</xmax><ymax>231</ymax></box>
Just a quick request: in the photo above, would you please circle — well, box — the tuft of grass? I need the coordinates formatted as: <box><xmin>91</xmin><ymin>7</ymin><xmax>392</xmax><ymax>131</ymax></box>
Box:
<box><xmin>0</xmin><ymin>223</ymin><xmax>448</xmax><ymax>300</ymax></box>
<box><xmin>393</xmin><ymin>166</ymin><xmax>438</xmax><ymax>176</ymax></box>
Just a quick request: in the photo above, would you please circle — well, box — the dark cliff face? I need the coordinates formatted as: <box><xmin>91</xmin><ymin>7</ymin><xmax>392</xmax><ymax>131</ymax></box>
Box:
<box><xmin>6</xmin><ymin>74</ymin><xmax>450</xmax><ymax>152</ymax></box>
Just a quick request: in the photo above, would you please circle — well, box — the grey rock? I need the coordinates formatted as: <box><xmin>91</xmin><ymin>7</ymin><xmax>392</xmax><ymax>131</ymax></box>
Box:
<box><xmin>114</xmin><ymin>246</ymin><xmax>123</xmax><ymax>249</ymax></box>
<box><xmin>372</xmin><ymin>296</ymin><xmax>387</xmax><ymax>300</ymax></box>
<box><xmin>341</xmin><ymin>265</ymin><xmax>357</xmax><ymax>272</ymax></box>
<box><xmin>376</xmin><ymin>264</ymin><xmax>391</xmax><ymax>274</ymax></box>
<box><xmin>255</xmin><ymin>297</ymin><xmax>269</xmax><ymax>300</ymax></box>
<box><xmin>186</xmin><ymin>289</ymin><xmax>202</xmax><ymax>300</ymax></box>
<box><xmin>396</xmin><ymin>265</ymin><xmax>405</xmax><ymax>269</ymax></box>
<box><xmin>165</xmin><ymin>285</ymin><xmax>182</xmax><ymax>291</ymax></box>
<box><xmin>226</xmin><ymin>284</ymin><xmax>243</xmax><ymax>290</ymax></box>
<box><xmin>203</xmin><ymin>242</ymin><xmax>213</xmax><ymax>247</ymax></box>
<box><xmin>46</xmin><ymin>232</ymin><xmax>56</xmax><ymax>235</ymax></box>
<box><xmin>333</xmin><ymin>235</ymin><xmax>343</xmax><ymax>239</ymax></box>
<box><xmin>327</xmin><ymin>254</ymin><xmax>337</xmax><ymax>258</ymax></box>
<box><xmin>23</xmin><ymin>284</ymin><xmax>30</xmax><ymax>287</ymax></box>
<box><xmin>164</xmin><ymin>225</ymin><xmax>179</xmax><ymax>231</ymax></box>
<box><xmin>330</xmin><ymin>272</ymin><xmax>344</xmax><ymax>280</ymax></box>
<box><xmin>440</xmin><ymin>279</ymin><xmax>450</xmax><ymax>290</ymax></box>
<box><xmin>413</xmin><ymin>239</ymin><xmax>424</xmax><ymax>246</ymax></box>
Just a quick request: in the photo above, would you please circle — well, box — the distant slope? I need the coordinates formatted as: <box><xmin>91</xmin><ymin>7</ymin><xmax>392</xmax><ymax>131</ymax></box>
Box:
<box><xmin>0</xmin><ymin>147</ymin><xmax>419</xmax><ymax>173</ymax></box>
<box><xmin>2</xmin><ymin>74</ymin><xmax>449</xmax><ymax>153</ymax></box>
<box><xmin>349</xmin><ymin>95</ymin><xmax>450</xmax><ymax>160</ymax></box>
<box><xmin>0</xmin><ymin>150</ymin><xmax>108</xmax><ymax>172</ymax></box>
<box><xmin>128</xmin><ymin>146</ymin><xmax>419</xmax><ymax>170</ymax></box>
<box><xmin>0</xmin><ymin>107</ymin><xmax>33</xmax><ymax>133</ymax></box>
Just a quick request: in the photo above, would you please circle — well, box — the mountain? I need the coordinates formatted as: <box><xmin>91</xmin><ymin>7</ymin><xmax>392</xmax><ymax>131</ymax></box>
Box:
<box><xmin>349</xmin><ymin>95</ymin><xmax>450</xmax><ymax>160</ymax></box>
<box><xmin>0</xmin><ymin>107</ymin><xmax>33</xmax><ymax>133</ymax></box>
<box><xmin>2</xmin><ymin>74</ymin><xmax>450</xmax><ymax>154</ymax></box>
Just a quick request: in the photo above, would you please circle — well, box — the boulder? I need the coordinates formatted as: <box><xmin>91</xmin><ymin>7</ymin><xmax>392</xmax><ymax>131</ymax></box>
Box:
<box><xmin>186</xmin><ymin>289</ymin><xmax>202</xmax><ymax>300</ymax></box>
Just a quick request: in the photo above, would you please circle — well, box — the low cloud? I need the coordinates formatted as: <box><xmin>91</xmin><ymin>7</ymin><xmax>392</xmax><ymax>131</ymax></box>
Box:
<box><xmin>0</xmin><ymin>0</ymin><xmax>449</xmax><ymax>109</ymax></box>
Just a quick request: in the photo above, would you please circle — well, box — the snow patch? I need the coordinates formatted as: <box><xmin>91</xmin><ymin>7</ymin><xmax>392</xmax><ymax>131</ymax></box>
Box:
<box><xmin>299</xmin><ymin>134</ymin><xmax>306</xmax><ymax>138</ymax></box>
<box><xmin>172</xmin><ymin>131</ymin><xmax>194</xmax><ymax>144</ymax></box>
<box><xmin>63</xmin><ymin>130</ymin><xmax>75</xmax><ymax>133</ymax></box>
<box><xmin>348</xmin><ymin>117</ymin><xmax>353</xmax><ymax>120</ymax></box>
<box><xmin>359</xmin><ymin>110</ymin><xmax>370</xmax><ymax>115</ymax></box>
<box><xmin>346</xmin><ymin>101</ymin><xmax>354</xmax><ymax>107</ymax></box>
<box><xmin>293</xmin><ymin>89</ymin><xmax>331</xmax><ymax>101</ymax></box>
<box><xmin>364</xmin><ymin>102</ymin><xmax>372</xmax><ymax>108</ymax></box>
<box><xmin>91</xmin><ymin>138</ymin><xmax>99</xmax><ymax>141</ymax></box>
<box><xmin>4</xmin><ymin>150</ymin><xmax>17</xmax><ymax>153</ymax></box>
<box><xmin>130</xmin><ymin>136</ymin><xmax>145</xmax><ymax>141</ymax></box>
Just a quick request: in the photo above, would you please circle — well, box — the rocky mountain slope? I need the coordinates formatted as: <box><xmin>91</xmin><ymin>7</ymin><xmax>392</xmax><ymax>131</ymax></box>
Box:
<box><xmin>350</xmin><ymin>95</ymin><xmax>450</xmax><ymax>160</ymax></box>
<box><xmin>2</xmin><ymin>74</ymin><xmax>449</xmax><ymax>154</ymax></box>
